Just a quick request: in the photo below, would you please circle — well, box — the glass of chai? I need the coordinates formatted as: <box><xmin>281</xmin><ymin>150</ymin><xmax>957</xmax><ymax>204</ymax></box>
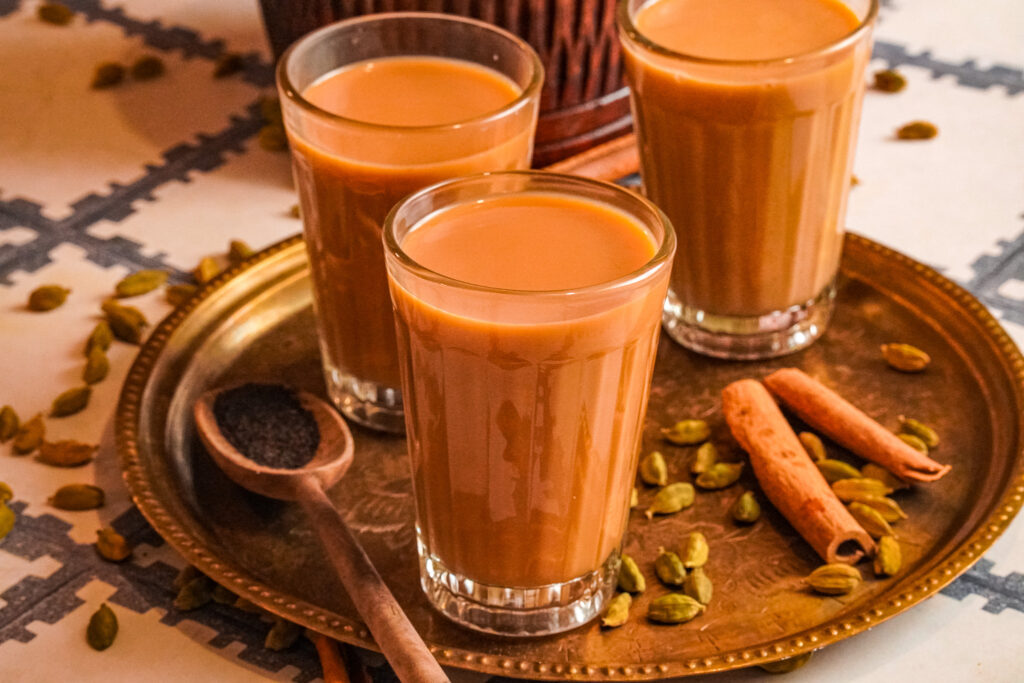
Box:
<box><xmin>618</xmin><ymin>0</ymin><xmax>878</xmax><ymax>359</ymax></box>
<box><xmin>277</xmin><ymin>13</ymin><xmax>543</xmax><ymax>432</ymax></box>
<box><xmin>384</xmin><ymin>171</ymin><xmax>675</xmax><ymax>636</ymax></box>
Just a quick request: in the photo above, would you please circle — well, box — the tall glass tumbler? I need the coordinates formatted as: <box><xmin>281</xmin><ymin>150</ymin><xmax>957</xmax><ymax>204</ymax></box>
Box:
<box><xmin>618</xmin><ymin>0</ymin><xmax>877</xmax><ymax>359</ymax></box>
<box><xmin>384</xmin><ymin>172</ymin><xmax>675</xmax><ymax>636</ymax></box>
<box><xmin>278</xmin><ymin>13</ymin><xmax>543</xmax><ymax>432</ymax></box>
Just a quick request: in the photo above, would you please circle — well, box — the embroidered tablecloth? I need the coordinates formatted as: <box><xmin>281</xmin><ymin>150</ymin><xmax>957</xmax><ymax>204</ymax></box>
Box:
<box><xmin>1</xmin><ymin>1</ymin><xmax>1022</xmax><ymax>681</ymax></box>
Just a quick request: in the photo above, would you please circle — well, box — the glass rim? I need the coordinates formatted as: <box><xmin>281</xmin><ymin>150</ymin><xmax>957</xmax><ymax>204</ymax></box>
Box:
<box><xmin>276</xmin><ymin>12</ymin><xmax>544</xmax><ymax>134</ymax></box>
<box><xmin>616</xmin><ymin>0</ymin><xmax>879</xmax><ymax>67</ymax></box>
<box><xmin>384</xmin><ymin>170</ymin><xmax>676</xmax><ymax>299</ymax></box>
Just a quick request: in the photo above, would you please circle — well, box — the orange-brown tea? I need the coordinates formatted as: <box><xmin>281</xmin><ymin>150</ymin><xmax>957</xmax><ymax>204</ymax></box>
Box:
<box><xmin>385</xmin><ymin>173</ymin><xmax>674</xmax><ymax>635</ymax></box>
<box><xmin>620</xmin><ymin>0</ymin><xmax>875</xmax><ymax>358</ymax></box>
<box><xmin>291</xmin><ymin>57</ymin><xmax>526</xmax><ymax>391</ymax></box>
<box><xmin>279</xmin><ymin>15</ymin><xmax>542</xmax><ymax>430</ymax></box>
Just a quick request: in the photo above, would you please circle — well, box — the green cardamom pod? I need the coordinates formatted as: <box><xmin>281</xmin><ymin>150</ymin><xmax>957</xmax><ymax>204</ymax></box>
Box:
<box><xmin>639</xmin><ymin>450</ymin><xmax>668</xmax><ymax>486</ymax></box>
<box><xmin>0</xmin><ymin>482</ymin><xmax>12</xmax><ymax>503</ymax></box>
<box><xmin>213</xmin><ymin>52</ymin><xmax>245</xmax><ymax>78</ymax></box>
<box><xmin>165</xmin><ymin>283</ymin><xmax>198</xmax><ymax>307</ymax></box>
<box><xmin>881</xmin><ymin>343</ymin><xmax>931</xmax><ymax>372</ymax></box>
<box><xmin>173</xmin><ymin>564</ymin><xmax>202</xmax><ymax>591</ymax></box>
<box><xmin>50</xmin><ymin>386</ymin><xmax>91</xmax><ymax>417</ymax></box>
<box><xmin>654</xmin><ymin>547</ymin><xmax>687</xmax><ymax>586</ymax></box>
<box><xmin>874</xmin><ymin>535</ymin><xmax>902</xmax><ymax>577</ymax></box>
<box><xmin>91</xmin><ymin>62</ymin><xmax>126</xmax><ymax>89</ymax></box>
<box><xmin>0</xmin><ymin>503</ymin><xmax>14</xmax><ymax>540</ymax></box>
<box><xmin>647</xmin><ymin>593</ymin><xmax>704</xmax><ymax>624</ymax></box>
<box><xmin>661</xmin><ymin>419</ymin><xmax>710</xmax><ymax>446</ymax></box>
<box><xmin>852</xmin><ymin>495</ymin><xmax>907</xmax><ymax>523</ymax></box>
<box><xmin>832</xmin><ymin>477</ymin><xmax>893</xmax><ymax>502</ymax></box>
<box><xmin>130</xmin><ymin>55</ymin><xmax>165</xmax><ymax>81</ymax></box>
<box><xmin>104</xmin><ymin>300</ymin><xmax>148</xmax><ymax>342</ymax></box>
<box><xmin>645</xmin><ymin>482</ymin><xmax>695</xmax><ymax>519</ymax></box>
<box><xmin>102</xmin><ymin>300</ymin><xmax>148</xmax><ymax>344</ymax></box>
<box><xmin>27</xmin><ymin>284</ymin><xmax>70</xmax><ymax>311</ymax></box>
<box><xmin>617</xmin><ymin>554</ymin><xmax>646</xmax><ymax>594</ymax></box>
<box><xmin>872</xmin><ymin>68</ymin><xmax>907</xmax><ymax>93</ymax></box>
<box><xmin>86</xmin><ymin>603</ymin><xmax>118</xmax><ymax>651</ymax></box>
<box><xmin>847</xmin><ymin>501</ymin><xmax>895</xmax><ymax>539</ymax></box>
<box><xmin>259</xmin><ymin>95</ymin><xmax>283</xmax><ymax>125</ymax></box>
<box><xmin>805</xmin><ymin>563</ymin><xmax>861</xmax><ymax>595</ymax></box>
<box><xmin>84</xmin><ymin>320</ymin><xmax>113</xmax><ymax>355</ymax></box>
<box><xmin>83</xmin><ymin>345</ymin><xmax>110</xmax><ymax>384</ymax></box>
<box><xmin>798</xmin><ymin>432</ymin><xmax>826</xmax><ymax>462</ymax></box>
<box><xmin>174</xmin><ymin>576</ymin><xmax>213</xmax><ymax>610</ymax></box>
<box><xmin>193</xmin><ymin>256</ymin><xmax>221</xmax><ymax>284</ymax></box>
<box><xmin>0</xmin><ymin>405</ymin><xmax>19</xmax><ymax>442</ymax></box>
<box><xmin>815</xmin><ymin>458</ymin><xmax>862</xmax><ymax>483</ymax></box>
<box><xmin>265</xmin><ymin>617</ymin><xmax>302</xmax><ymax>650</ymax></box>
<box><xmin>601</xmin><ymin>592</ymin><xmax>632</xmax><ymax>628</ymax></box>
<box><xmin>228</xmin><ymin>239</ymin><xmax>255</xmax><ymax>263</ymax></box>
<box><xmin>731</xmin><ymin>490</ymin><xmax>761</xmax><ymax>524</ymax></box>
<box><xmin>684</xmin><ymin>566</ymin><xmax>713</xmax><ymax>605</ymax></box>
<box><xmin>12</xmin><ymin>414</ymin><xmax>45</xmax><ymax>455</ymax></box>
<box><xmin>682</xmin><ymin>531</ymin><xmax>709</xmax><ymax>569</ymax></box>
<box><xmin>211</xmin><ymin>584</ymin><xmax>237</xmax><ymax>605</ymax></box>
<box><xmin>695</xmin><ymin>461</ymin><xmax>743</xmax><ymax>490</ymax></box>
<box><xmin>759</xmin><ymin>652</ymin><xmax>813</xmax><ymax>674</ymax></box>
<box><xmin>860</xmin><ymin>463</ymin><xmax>909</xmax><ymax>491</ymax></box>
<box><xmin>899</xmin><ymin>416</ymin><xmax>940</xmax><ymax>448</ymax></box>
<box><xmin>38</xmin><ymin>2</ymin><xmax>75</xmax><ymax>25</ymax></box>
<box><xmin>49</xmin><ymin>483</ymin><xmax>105</xmax><ymax>510</ymax></box>
<box><xmin>258</xmin><ymin>124</ymin><xmax>288</xmax><ymax>152</ymax></box>
<box><xmin>96</xmin><ymin>527</ymin><xmax>132</xmax><ymax>562</ymax></box>
<box><xmin>37</xmin><ymin>440</ymin><xmax>97</xmax><ymax>467</ymax></box>
<box><xmin>115</xmin><ymin>269</ymin><xmax>168</xmax><ymax>298</ymax></box>
<box><xmin>897</xmin><ymin>432</ymin><xmax>929</xmax><ymax>453</ymax></box>
<box><xmin>630</xmin><ymin>487</ymin><xmax>638</xmax><ymax>509</ymax></box>
<box><xmin>691</xmin><ymin>442</ymin><xmax>717</xmax><ymax>474</ymax></box>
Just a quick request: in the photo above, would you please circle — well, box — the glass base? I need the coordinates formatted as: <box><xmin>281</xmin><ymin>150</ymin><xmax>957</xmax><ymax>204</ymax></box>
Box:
<box><xmin>662</xmin><ymin>283</ymin><xmax>836</xmax><ymax>360</ymax></box>
<box><xmin>417</xmin><ymin>532</ymin><xmax>618</xmax><ymax>637</ymax></box>
<box><xmin>324</xmin><ymin>366</ymin><xmax>405</xmax><ymax>434</ymax></box>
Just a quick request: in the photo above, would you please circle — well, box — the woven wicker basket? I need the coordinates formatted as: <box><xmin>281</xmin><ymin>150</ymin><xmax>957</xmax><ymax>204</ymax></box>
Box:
<box><xmin>258</xmin><ymin>0</ymin><xmax>630</xmax><ymax>165</ymax></box>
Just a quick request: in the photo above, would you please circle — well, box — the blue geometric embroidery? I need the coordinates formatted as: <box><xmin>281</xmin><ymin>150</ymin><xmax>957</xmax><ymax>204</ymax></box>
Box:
<box><xmin>62</xmin><ymin>0</ymin><xmax>273</xmax><ymax>87</ymax></box>
<box><xmin>0</xmin><ymin>503</ymin><xmax>324</xmax><ymax>682</ymax></box>
<box><xmin>0</xmin><ymin>100</ymin><xmax>267</xmax><ymax>284</ymax></box>
<box><xmin>967</xmin><ymin>226</ymin><xmax>1024</xmax><ymax>326</ymax></box>
<box><xmin>873</xmin><ymin>41</ymin><xmax>1024</xmax><ymax>96</ymax></box>
<box><xmin>0</xmin><ymin>214</ymin><xmax>189</xmax><ymax>286</ymax></box>
<box><xmin>63</xmin><ymin>101</ymin><xmax>268</xmax><ymax>231</ymax></box>
<box><xmin>940</xmin><ymin>558</ymin><xmax>1024</xmax><ymax>615</ymax></box>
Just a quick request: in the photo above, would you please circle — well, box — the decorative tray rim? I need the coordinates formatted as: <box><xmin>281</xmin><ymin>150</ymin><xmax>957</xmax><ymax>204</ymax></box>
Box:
<box><xmin>114</xmin><ymin>232</ymin><xmax>1024</xmax><ymax>680</ymax></box>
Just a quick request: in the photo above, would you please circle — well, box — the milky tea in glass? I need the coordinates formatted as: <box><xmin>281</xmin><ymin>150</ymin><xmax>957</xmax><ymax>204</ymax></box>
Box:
<box><xmin>384</xmin><ymin>172</ymin><xmax>675</xmax><ymax>636</ymax></box>
<box><xmin>277</xmin><ymin>14</ymin><xmax>542</xmax><ymax>431</ymax></box>
<box><xmin>619</xmin><ymin>0</ymin><xmax>877</xmax><ymax>359</ymax></box>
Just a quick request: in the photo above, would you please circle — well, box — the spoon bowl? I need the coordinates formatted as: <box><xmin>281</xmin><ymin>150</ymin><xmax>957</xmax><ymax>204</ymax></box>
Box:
<box><xmin>193</xmin><ymin>384</ymin><xmax>448</xmax><ymax>683</ymax></box>
<box><xmin>193</xmin><ymin>387</ymin><xmax>354</xmax><ymax>500</ymax></box>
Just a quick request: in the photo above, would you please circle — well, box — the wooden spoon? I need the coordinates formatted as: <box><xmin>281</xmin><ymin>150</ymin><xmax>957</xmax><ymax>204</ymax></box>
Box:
<box><xmin>194</xmin><ymin>387</ymin><xmax>448</xmax><ymax>683</ymax></box>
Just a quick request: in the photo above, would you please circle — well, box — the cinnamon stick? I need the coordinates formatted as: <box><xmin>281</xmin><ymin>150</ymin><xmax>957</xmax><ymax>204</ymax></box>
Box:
<box><xmin>763</xmin><ymin>368</ymin><xmax>951</xmax><ymax>483</ymax></box>
<box><xmin>722</xmin><ymin>379</ymin><xmax>875</xmax><ymax>564</ymax></box>
<box><xmin>308</xmin><ymin>631</ymin><xmax>353</xmax><ymax>683</ymax></box>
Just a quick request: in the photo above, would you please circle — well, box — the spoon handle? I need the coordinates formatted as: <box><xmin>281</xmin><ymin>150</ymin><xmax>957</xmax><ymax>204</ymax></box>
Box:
<box><xmin>297</xmin><ymin>478</ymin><xmax>449</xmax><ymax>683</ymax></box>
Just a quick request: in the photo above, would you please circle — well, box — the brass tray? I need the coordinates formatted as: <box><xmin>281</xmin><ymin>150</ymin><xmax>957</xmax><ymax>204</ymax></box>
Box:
<box><xmin>116</xmin><ymin>233</ymin><xmax>1024</xmax><ymax>679</ymax></box>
